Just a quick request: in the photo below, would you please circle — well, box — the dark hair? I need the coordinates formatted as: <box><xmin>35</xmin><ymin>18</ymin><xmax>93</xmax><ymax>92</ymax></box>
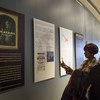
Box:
<box><xmin>84</xmin><ymin>43</ymin><xmax>99</xmax><ymax>55</ymax></box>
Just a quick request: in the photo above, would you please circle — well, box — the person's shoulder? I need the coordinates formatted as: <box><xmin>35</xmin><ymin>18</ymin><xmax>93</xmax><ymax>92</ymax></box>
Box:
<box><xmin>94</xmin><ymin>63</ymin><xmax>100</xmax><ymax>68</ymax></box>
<box><xmin>91</xmin><ymin>63</ymin><xmax>100</xmax><ymax>72</ymax></box>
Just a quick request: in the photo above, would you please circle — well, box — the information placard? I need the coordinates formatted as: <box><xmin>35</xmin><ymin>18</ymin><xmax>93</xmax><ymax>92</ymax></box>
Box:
<box><xmin>33</xmin><ymin>18</ymin><xmax>55</xmax><ymax>82</ymax></box>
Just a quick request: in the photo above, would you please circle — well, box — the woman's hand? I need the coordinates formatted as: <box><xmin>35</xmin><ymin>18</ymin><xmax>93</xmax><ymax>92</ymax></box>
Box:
<box><xmin>65</xmin><ymin>66</ymin><xmax>73</xmax><ymax>75</ymax></box>
<box><xmin>60</xmin><ymin>61</ymin><xmax>73</xmax><ymax>75</ymax></box>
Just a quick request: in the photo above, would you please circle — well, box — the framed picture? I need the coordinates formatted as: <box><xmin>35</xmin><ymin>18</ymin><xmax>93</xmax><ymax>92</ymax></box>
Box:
<box><xmin>0</xmin><ymin>8</ymin><xmax>19</xmax><ymax>49</ymax></box>
<box><xmin>0</xmin><ymin>7</ymin><xmax>24</xmax><ymax>93</ymax></box>
<box><xmin>33</xmin><ymin>18</ymin><xmax>55</xmax><ymax>82</ymax></box>
<box><xmin>59</xmin><ymin>27</ymin><xmax>74</xmax><ymax>76</ymax></box>
<box><xmin>74</xmin><ymin>33</ymin><xmax>84</xmax><ymax>69</ymax></box>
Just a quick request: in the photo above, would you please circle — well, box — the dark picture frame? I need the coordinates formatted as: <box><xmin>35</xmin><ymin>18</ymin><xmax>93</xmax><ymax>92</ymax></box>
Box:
<box><xmin>0</xmin><ymin>7</ymin><xmax>25</xmax><ymax>93</ymax></box>
<box><xmin>74</xmin><ymin>33</ymin><xmax>84</xmax><ymax>69</ymax></box>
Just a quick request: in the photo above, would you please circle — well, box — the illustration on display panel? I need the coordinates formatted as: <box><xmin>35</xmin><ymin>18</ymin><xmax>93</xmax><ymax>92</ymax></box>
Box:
<box><xmin>0</xmin><ymin>8</ymin><xmax>18</xmax><ymax>49</ymax></box>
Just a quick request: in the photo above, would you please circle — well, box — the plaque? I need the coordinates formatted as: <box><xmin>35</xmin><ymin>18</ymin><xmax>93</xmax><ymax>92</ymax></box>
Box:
<box><xmin>0</xmin><ymin>7</ymin><xmax>24</xmax><ymax>92</ymax></box>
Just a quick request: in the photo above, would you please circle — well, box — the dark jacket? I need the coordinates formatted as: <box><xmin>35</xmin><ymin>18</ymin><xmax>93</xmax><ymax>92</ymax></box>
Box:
<box><xmin>61</xmin><ymin>70</ymin><xmax>88</xmax><ymax>100</ymax></box>
<box><xmin>80</xmin><ymin>63</ymin><xmax>100</xmax><ymax>100</ymax></box>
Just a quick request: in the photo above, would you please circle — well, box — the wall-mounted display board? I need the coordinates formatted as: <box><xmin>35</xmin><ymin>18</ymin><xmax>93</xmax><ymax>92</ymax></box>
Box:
<box><xmin>59</xmin><ymin>27</ymin><xmax>74</xmax><ymax>76</ymax></box>
<box><xmin>33</xmin><ymin>18</ymin><xmax>55</xmax><ymax>82</ymax></box>
<box><xmin>74</xmin><ymin>33</ymin><xmax>84</xmax><ymax>69</ymax></box>
<box><xmin>0</xmin><ymin>7</ymin><xmax>24</xmax><ymax>92</ymax></box>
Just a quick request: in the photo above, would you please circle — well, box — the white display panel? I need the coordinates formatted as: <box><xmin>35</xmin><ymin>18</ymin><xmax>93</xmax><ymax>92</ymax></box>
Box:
<box><xmin>59</xmin><ymin>27</ymin><xmax>74</xmax><ymax>76</ymax></box>
<box><xmin>33</xmin><ymin>18</ymin><xmax>55</xmax><ymax>82</ymax></box>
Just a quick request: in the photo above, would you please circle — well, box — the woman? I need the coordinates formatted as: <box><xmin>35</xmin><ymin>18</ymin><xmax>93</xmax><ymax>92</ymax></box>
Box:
<box><xmin>60</xmin><ymin>43</ymin><xmax>99</xmax><ymax>100</ymax></box>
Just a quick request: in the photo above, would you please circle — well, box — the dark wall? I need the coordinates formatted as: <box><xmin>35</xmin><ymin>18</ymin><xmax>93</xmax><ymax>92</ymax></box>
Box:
<box><xmin>0</xmin><ymin>0</ymin><xmax>100</xmax><ymax>100</ymax></box>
